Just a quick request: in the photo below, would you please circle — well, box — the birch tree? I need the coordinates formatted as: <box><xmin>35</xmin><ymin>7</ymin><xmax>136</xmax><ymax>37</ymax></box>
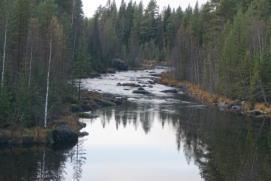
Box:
<box><xmin>44</xmin><ymin>17</ymin><xmax>62</xmax><ymax>128</ymax></box>
<box><xmin>44</xmin><ymin>37</ymin><xmax>52</xmax><ymax>128</ymax></box>
<box><xmin>0</xmin><ymin>0</ymin><xmax>9</xmax><ymax>91</ymax></box>
<box><xmin>1</xmin><ymin>18</ymin><xmax>8</xmax><ymax>90</ymax></box>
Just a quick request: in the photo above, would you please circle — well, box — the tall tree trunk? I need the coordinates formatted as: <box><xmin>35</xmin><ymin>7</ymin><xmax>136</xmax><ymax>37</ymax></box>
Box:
<box><xmin>1</xmin><ymin>20</ymin><xmax>8</xmax><ymax>90</ymax></box>
<box><xmin>71</xmin><ymin>0</ymin><xmax>77</xmax><ymax>87</ymax></box>
<box><xmin>71</xmin><ymin>0</ymin><xmax>76</xmax><ymax>62</ymax></box>
<box><xmin>72</xmin><ymin>30</ymin><xmax>77</xmax><ymax>62</ymax></box>
<box><xmin>71</xmin><ymin>0</ymin><xmax>75</xmax><ymax>27</ymax></box>
<box><xmin>44</xmin><ymin>38</ymin><xmax>52</xmax><ymax>128</ymax></box>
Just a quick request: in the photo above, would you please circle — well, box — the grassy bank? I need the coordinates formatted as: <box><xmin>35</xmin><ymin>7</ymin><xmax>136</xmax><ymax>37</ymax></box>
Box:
<box><xmin>0</xmin><ymin>115</ymin><xmax>81</xmax><ymax>146</ymax></box>
<box><xmin>160</xmin><ymin>72</ymin><xmax>271</xmax><ymax>119</ymax></box>
<box><xmin>0</xmin><ymin>90</ymin><xmax>126</xmax><ymax>148</ymax></box>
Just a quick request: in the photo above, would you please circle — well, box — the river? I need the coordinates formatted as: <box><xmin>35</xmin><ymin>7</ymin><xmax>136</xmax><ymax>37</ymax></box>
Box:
<box><xmin>0</xmin><ymin>67</ymin><xmax>270</xmax><ymax>181</ymax></box>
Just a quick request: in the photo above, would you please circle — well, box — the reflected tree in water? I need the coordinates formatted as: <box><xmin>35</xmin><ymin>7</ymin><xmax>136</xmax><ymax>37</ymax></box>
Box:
<box><xmin>173</xmin><ymin>107</ymin><xmax>271</xmax><ymax>181</ymax></box>
<box><xmin>0</xmin><ymin>143</ymin><xmax>87</xmax><ymax>181</ymax></box>
<box><xmin>2</xmin><ymin>100</ymin><xmax>270</xmax><ymax>181</ymax></box>
<box><xmin>71</xmin><ymin>141</ymin><xmax>87</xmax><ymax>181</ymax></box>
<box><xmin>93</xmin><ymin>101</ymin><xmax>271</xmax><ymax>181</ymax></box>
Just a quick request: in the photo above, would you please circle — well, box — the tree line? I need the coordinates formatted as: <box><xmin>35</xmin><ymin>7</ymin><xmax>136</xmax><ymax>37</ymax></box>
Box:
<box><xmin>170</xmin><ymin>0</ymin><xmax>271</xmax><ymax>103</ymax></box>
<box><xmin>1</xmin><ymin>0</ymin><xmax>271</xmax><ymax>128</ymax></box>
<box><xmin>83</xmin><ymin>0</ymin><xmax>271</xmax><ymax>102</ymax></box>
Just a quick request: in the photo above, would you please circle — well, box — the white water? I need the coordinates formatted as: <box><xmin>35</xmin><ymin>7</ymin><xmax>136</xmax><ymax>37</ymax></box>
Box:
<box><xmin>81</xmin><ymin>67</ymin><xmax>181</xmax><ymax>102</ymax></box>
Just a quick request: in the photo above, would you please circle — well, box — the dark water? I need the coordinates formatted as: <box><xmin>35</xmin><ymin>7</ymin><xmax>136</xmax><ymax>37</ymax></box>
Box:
<box><xmin>1</xmin><ymin>69</ymin><xmax>271</xmax><ymax>181</ymax></box>
<box><xmin>1</xmin><ymin>100</ymin><xmax>271</xmax><ymax>181</ymax></box>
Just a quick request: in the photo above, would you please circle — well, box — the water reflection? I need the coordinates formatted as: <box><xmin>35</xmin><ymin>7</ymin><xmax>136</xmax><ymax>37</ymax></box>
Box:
<box><xmin>0</xmin><ymin>99</ymin><xmax>271</xmax><ymax>181</ymax></box>
<box><xmin>0</xmin><ymin>147</ymin><xmax>65</xmax><ymax>180</ymax></box>
<box><xmin>89</xmin><ymin>100</ymin><xmax>271</xmax><ymax>181</ymax></box>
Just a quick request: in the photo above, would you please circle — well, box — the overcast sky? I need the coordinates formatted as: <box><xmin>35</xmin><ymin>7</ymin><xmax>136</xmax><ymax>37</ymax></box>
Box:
<box><xmin>82</xmin><ymin>0</ymin><xmax>209</xmax><ymax>18</ymax></box>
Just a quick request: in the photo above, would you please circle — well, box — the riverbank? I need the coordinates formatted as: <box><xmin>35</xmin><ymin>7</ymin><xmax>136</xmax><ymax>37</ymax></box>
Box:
<box><xmin>159</xmin><ymin>72</ymin><xmax>271</xmax><ymax>119</ymax></box>
<box><xmin>0</xmin><ymin>90</ymin><xmax>127</xmax><ymax>148</ymax></box>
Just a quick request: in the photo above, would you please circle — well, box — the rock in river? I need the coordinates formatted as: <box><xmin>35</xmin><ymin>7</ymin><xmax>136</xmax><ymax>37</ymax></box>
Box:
<box><xmin>78</xmin><ymin>131</ymin><xmax>89</xmax><ymax>137</ymax></box>
<box><xmin>161</xmin><ymin>89</ymin><xmax>178</xmax><ymax>94</ymax></box>
<box><xmin>230</xmin><ymin>105</ymin><xmax>241</xmax><ymax>112</ymax></box>
<box><xmin>117</xmin><ymin>82</ymin><xmax>141</xmax><ymax>87</ymax></box>
<box><xmin>52</xmin><ymin>124</ymin><xmax>78</xmax><ymax>145</ymax></box>
<box><xmin>77</xmin><ymin>112</ymin><xmax>98</xmax><ymax>119</ymax></box>
<box><xmin>133</xmin><ymin>88</ymin><xmax>152</xmax><ymax>95</ymax></box>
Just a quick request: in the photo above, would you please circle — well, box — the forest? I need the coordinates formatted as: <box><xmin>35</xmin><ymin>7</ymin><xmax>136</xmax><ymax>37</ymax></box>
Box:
<box><xmin>0</xmin><ymin>0</ymin><xmax>271</xmax><ymax>128</ymax></box>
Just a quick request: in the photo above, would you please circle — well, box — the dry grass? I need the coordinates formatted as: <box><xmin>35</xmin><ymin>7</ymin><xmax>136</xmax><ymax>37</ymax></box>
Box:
<box><xmin>159</xmin><ymin>73</ymin><xmax>179</xmax><ymax>86</ymax></box>
<box><xmin>52</xmin><ymin>115</ymin><xmax>80</xmax><ymax>132</ymax></box>
<box><xmin>254</xmin><ymin>103</ymin><xmax>271</xmax><ymax>115</ymax></box>
<box><xmin>0</xmin><ymin>115</ymin><xmax>80</xmax><ymax>145</ymax></box>
<box><xmin>160</xmin><ymin>72</ymin><xmax>271</xmax><ymax>118</ymax></box>
<box><xmin>141</xmin><ymin>60</ymin><xmax>158</xmax><ymax>69</ymax></box>
<box><xmin>81</xmin><ymin>91</ymin><xmax>102</xmax><ymax>101</ymax></box>
<box><xmin>23</xmin><ymin>128</ymin><xmax>50</xmax><ymax>143</ymax></box>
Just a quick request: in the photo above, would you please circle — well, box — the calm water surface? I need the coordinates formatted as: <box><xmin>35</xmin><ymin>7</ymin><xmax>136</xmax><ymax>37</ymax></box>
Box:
<box><xmin>0</xmin><ymin>68</ymin><xmax>270</xmax><ymax>181</ymax></box>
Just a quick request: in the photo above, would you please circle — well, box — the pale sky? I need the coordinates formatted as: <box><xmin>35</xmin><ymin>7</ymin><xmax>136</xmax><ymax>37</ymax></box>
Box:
<box><xmin>82</xmin><ymin>0</ymin><xmax>209</xmax><ymax>18</ymax></box>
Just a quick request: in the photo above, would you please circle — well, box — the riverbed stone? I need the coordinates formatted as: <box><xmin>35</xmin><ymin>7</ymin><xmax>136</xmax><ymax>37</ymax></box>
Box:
<box><xmin>161</xmin><ymin>89</ymin><xmax>178</xmax><ymax>94</ymax></box>
<box><xmin>133</xmin><ymin>88</ymin><xmax>152</xmax><ymax>95</ymax></box>
<box><xmin>117</xmin><ymin>83</ymin><xmax>141</xmax><ymax>87</ymax></box>
<box><xmin>230</xmin><ymin>105</ymin><xmax>242</xmax><ymax>112</ymax></box>
<box><xmin>112</xmin><ymin>96</ymin><xmax>127</xmax><ymax>105</ymax></box>
<box><xmin>77</xmin><ymin>112</ymin><xmax>98</xmax><ymax>119</ymax></box>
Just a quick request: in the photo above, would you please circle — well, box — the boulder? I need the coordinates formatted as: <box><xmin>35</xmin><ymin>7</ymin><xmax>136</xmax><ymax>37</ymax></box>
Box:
<box><xmin>78</xmin><ymin>131</ymin><xmax>89</xmax><ymax>137</ymax></box>
<box><xmin>133</xmin><ymin>88</ymin><xmax>152</xmax><ymax>95</ymax></box>
<box><xmin>230</xmin><ymin>105</ymin><xmax>241</xmax><ymax>112</ymax></box>
<box><xmin>112</xmin><ymin>58</ymin><xmax>128</xmax><ymax>71</ymax></box>
<box><xmin>150</xmin><ymin>73</ymin><xmax>160</xmax><ymax>77</ymax></box>
<box><xmin>112</xmin><ymin>96</ymin><xmax>127</xmax><ymax>105</ymax></box>
<box><xmin>77</xmin><ymin>112</ymin><xmax>98</xmax><ymax>119</ymax></box>
<box><xmin>117</xmin><ymin>83</ymin><xmax>141</xmax><ymax>87</ymax></box>
<box><xmin>78</xmin><ymin>122</ymin><xmax>87</xmax><ymax>129</ymax></box>
<box><xmin>161</xmin><ymin>89</ymin><xmax>178</xmax><ymax>94</ymax></box>
<box><xmin>97</xmin><ymin>99</ymin><xmax>116</xmax><ymax>107</ymax></box>
<box><xmin>176</xmin><ymin>84</ymin><xmax>188</xmax><ymax>93</ymax></box>
<box><xmin>148</xmin><ymin>80</ymin><xmax>155</xmax><ymax>85</ymax></box>
<box><xmin>52</xmin><ymin>124</ymin><xmax>78</xmax><ymax>145</ymax></box>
